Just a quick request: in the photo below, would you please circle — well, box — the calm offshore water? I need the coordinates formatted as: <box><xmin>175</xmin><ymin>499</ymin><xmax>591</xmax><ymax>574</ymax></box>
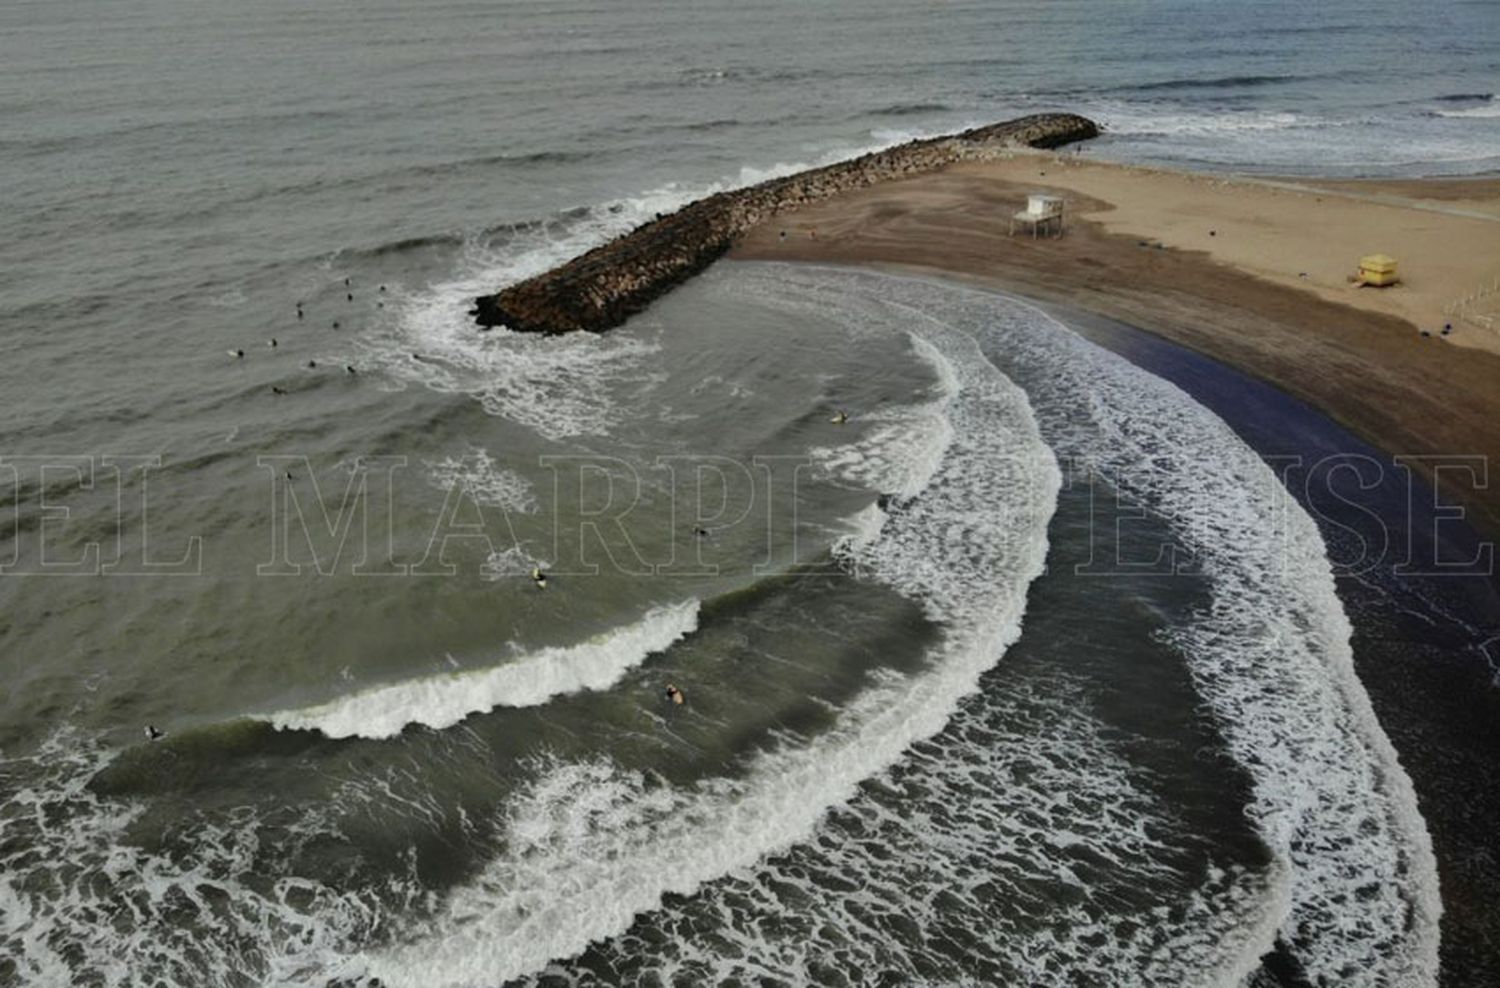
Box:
<box><xmin>2</xmin><ymin>2</ymin><xmax>1498</xmax><ymax>985</ymax></box>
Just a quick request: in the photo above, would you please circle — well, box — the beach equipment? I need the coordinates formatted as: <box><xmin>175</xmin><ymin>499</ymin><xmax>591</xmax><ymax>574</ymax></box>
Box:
<box><xmin>1009</xmin><ymin>194</ymin><xmax>1065</xmax><ymax>238</ymax></box>
<box><xmin>1444</xmin><ymin>275</ymin><xmax>1500</xmax><ymax>333</ymax></box>
<box><xmin>1355</xmin><ymin>254</ymin><xmax>1399</xmax><ymax>287</ymax></box>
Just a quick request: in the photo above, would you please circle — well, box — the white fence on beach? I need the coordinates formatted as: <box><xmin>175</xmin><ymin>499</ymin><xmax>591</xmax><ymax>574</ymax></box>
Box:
<box><xmin>1445</xmin><ymin>276</ymin><xmax>1500</xmax><ymax>334</ymax></box>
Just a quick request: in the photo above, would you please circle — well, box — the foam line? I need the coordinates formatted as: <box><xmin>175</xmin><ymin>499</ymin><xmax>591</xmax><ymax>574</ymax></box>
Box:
<box><xmin>354</xmin><ymin>127</ymin><xmax>996</xmax><ymax>442</ymax></box>
<box><xmin>805</xmin><ymin>267</ymin><xmax>1441</xmax><ymax>986</ymax></box>
<box><xmin>259</xmin><ymin>600</ymin><xmax>700</xmax><ymax>739</ymax></box>
<box><xmin>365</xmin><ymin>263</ymin><xmax>1062</xmax><ymax>987</ymax></box>
<box><xmin>0</xmin><ymin>732</ymin><xmax>378</xmax><ymax>986</ymax></box>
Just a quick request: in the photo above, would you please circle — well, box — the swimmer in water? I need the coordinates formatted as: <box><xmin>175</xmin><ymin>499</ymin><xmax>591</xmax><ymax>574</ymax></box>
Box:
<box><xmin>664</xmin><ymin>683</ymin><xmax>684</xmax><ymax>706</ymax></box>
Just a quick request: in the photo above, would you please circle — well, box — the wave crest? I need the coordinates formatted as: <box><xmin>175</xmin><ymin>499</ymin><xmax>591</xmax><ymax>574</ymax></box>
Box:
<box><xmin>259</xmin><ymin>600</ymin><xmax>700</xmax><ymax>739</ymax></box>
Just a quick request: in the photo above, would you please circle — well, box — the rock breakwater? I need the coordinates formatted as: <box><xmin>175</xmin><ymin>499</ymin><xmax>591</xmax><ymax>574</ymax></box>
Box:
<box><xmin>472</xmin><ymin>113</ymin><xmax>1099</xmax><ymax>334</ymax></box>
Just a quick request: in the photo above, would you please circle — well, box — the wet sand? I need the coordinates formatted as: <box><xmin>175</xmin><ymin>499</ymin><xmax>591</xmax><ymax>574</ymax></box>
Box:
<box><xmin>732</xmin><ymin>153</ymin><xmax>1500</xmax><ymax>536</ymax></box>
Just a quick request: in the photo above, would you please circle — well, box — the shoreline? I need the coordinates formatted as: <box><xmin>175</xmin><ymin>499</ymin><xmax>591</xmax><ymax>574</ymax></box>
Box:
<box><xmin>465</xmin><ymin>142</ymin><xmax>1500</xmax><ymax>974</ymax></box>
<box><xmin>730</xmin><ymin>153</ymin><xmax>1500</xmax><ymax>539</ymax></box>
<box><xmin>718</xmin><ymin>145</ymin><xmax>1500</xmax><ymax>981</ymax></box>
<box><xmin>733</xmin><ymin>259</ymin><xmax>1500</xmax><ymax>983</ymax></box>
<box><xmin>1047</xmin><ymin>294</ymin><xmax>1500</xmax><ymax>986</ymax></box>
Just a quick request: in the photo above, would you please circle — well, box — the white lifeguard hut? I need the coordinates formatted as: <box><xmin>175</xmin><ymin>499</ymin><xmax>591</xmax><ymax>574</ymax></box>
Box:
<box><xmin>1010</xmin><ymin>194</ymin><xmax>1065</xmax><ymax>238</ymax></box>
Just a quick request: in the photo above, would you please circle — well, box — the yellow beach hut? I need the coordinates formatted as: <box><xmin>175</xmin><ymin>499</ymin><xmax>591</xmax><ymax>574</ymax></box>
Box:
<box><xmin>1356</xmin><ymin>254</ymin><xmax>1399</xmax><ymax>287</ymax></box>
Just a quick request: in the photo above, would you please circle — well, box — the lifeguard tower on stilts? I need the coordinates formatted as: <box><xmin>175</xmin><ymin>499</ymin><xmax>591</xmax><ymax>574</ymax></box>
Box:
<box><xmin>1010</xmin><ymin>194</ymin><xmax>1065</xmax><ymax>239</ymax></box>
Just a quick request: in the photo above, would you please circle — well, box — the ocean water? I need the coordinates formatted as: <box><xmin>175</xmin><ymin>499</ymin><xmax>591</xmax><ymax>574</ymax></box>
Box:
<box><xmin>3</xmin><ymin>1</ymin><xmax>1499</xmax><ymax>985</ymax></box>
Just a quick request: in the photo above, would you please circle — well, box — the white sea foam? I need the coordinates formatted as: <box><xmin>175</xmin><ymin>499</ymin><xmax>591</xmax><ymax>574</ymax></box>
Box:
<box><xmin>1436</xmin><ymin>99</ymin><xmax>1500</xmax><ymax>119</ymax></box>
<box><xmin>1061</xmin><ymin>95</ymin><xmax>1500</xmax><ymax>175</ymax></box>
<box><xmin>515</xmin><ymin>676</ymin><xmax>1290</xmax><ymax>987</ymax></box>
<box><xmin>1100</xmin><ymin>106</ymin><xmax>1304</xmax><ymax>136</ymax></box>
<box><xmin>687</xmin><ymin>372</ymin><xmax>756</xmax><ymax>400</ymax></box>
<box><xmin>359</xmin><ymin>283</ymin><xmax>663</xmax><ymax>441</ymax></box>
<box><xmin>568</xmin><ymin>271</ymin><xmax>1289</xmax><ymax>985</ymax></box>
<box><xmin>795</xmin><ymin>268</ymin><xmax>1441</xmax><ymax>986</ymax></box>
<box><xmin>425</xmin><ymin>447</ymin><xmax>537</xmax><ymax>514</ymax></box>
<box><xmin>355</xmin><ymin>129</ymin><xmax>975</xmax><ymax>442</ymax></box>
<box><xmin>7</xmin><ymin>268</ymin><xmax>1441</xmax><ymax>987</ymax></box>
<box><xmin>808</xmin><ymin>332</ymin><xmax>958</xmax><ymax>502</ymax></box>
<box><xmin>0</xmin><ymin>732</ymin><xmax>380</xmax><ymax>987</ymax></box>
<box><xmin>479</xmin><ymin>544</ymin><xmax>547</xmax><ymax>581</ymax></box>
<box><xmin>831</xmin><ymin>501</ymin><xmax>887</xmax><ymax>555</ymax></box>
<box><xmin>258</xmin><ymin>599</ymin><xmax>700</xmax><ymax>739</ymax></box>
<box><xmin>867</xmin><ymin>116</ymin><xmax>987</xmax><ymax>146</ymax></box>
<box><xmin>365</xmin><ymin>260</ymin><xmax>1063</xmax><ymax>987</ymax></box>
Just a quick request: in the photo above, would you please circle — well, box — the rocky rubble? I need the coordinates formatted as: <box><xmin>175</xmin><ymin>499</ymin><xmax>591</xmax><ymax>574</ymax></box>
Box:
<box><xmin>472</xmin><ymin>113</ymin><xmax>1099</xmax><ymax>334</ymax></box>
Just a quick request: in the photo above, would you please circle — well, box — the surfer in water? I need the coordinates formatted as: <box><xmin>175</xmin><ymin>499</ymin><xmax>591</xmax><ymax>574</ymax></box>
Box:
<box><xmin>830</xmin><ymin>409</ymin><xmax>848</xmax><ymax>425</ymax></box>
<box><xmin>144</xmin><ymin>725</ymin><xmax>164</xmax><ymax>741</ymax></box>
<box><xmin>531</xmin><ymin>566</ymin><xmax>547</xmax><ymax>589</ymax></box>
<box><xmin>664</xmin><ymin>683</ymin><xmax>684</xmax><ymax>706</ymax></box>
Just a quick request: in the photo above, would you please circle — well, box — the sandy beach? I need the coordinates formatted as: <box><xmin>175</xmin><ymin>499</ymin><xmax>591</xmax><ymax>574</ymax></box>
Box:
<box><xmin>734</xmin><ymin>151</ymin><xmax>1500</xmax><ymax>535</ymax></box>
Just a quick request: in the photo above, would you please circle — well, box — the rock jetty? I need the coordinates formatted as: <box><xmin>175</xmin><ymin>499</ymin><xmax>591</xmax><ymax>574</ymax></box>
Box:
<box><xmin>472</xmin><ymin>113</ymin><xmax>1099</xmax><ymax>334</ymax></box>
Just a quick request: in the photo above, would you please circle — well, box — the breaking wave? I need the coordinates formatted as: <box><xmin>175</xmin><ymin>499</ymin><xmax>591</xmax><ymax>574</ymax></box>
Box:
<box><xmin>784</xmin><ymin>267</ymin><xmax>1440</xmax><ymax>985</ymax></box>
<box><xmin>1435</xmin><ymin>95</ymin><xmax>1500</xmax><ymax>119</ymax></box>
<box><xmin>258</xmin><ymin>600</ymin><xmax>701</xmax><ymax>739</ymax></box>
<box><xmin>362</xmin><ymin>262</ymin><xmax>1062</xmax><ymax>987</ymax></box>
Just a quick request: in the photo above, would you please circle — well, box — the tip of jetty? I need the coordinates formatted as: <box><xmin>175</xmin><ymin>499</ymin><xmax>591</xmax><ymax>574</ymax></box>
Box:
<box><xmin>471</xmin><ymin>113</ymin><xmax>1100</xmax><ymax>335</ymax></box>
